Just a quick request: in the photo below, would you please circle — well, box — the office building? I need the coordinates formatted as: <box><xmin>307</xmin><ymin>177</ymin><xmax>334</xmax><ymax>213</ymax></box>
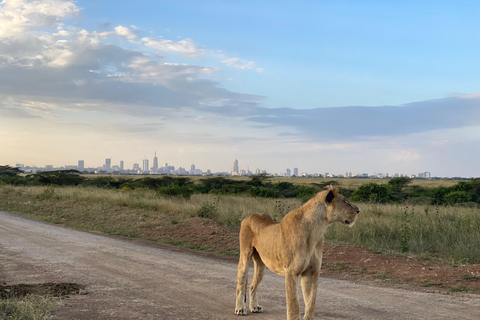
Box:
<box><xmin>104</xmin><ymin>158</ymin><xmax>111</xmax><ymax>172</ymax></box>
<box><xmin>143</xmin><ymin>158</ymin><xmax>149</xmax><ymax>172</ymax></box>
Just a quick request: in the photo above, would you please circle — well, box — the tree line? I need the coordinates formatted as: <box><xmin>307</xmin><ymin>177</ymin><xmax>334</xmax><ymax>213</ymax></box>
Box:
<box><xmin>1</xmin><ymin>166</ymin><xmax>479</xmax><ymax>205</ymax></box>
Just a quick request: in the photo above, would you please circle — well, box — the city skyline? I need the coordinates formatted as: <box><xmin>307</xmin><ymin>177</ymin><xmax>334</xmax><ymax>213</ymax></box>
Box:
<box><xmin>11</xmin><ymin>155</ymin><xmax>438</xmax><ymax>179</ymax></box>
<box><xmin>2</xmin><ymin>1</ymin><xmax>480</xmax><ymax>178</ymax></box>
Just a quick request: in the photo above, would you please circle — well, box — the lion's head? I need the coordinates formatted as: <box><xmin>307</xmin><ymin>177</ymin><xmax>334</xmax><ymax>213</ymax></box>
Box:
<box><xmin>323</xmin><ymin>186</ymin><xmax>359</xmax><ymax>227</ymax></box>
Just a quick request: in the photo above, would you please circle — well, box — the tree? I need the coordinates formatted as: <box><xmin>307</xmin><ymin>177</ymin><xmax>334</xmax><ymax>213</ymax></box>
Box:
<box><xmin>34</xmin><ymin>170</ymin><xmax>85</xmax><ymax>186</ymax></box>
<box><xmin>0</xmin><ymin>165</ymin><xmax>23</xmax><ymax>177</ymax></box>
<box><xmin>387</xmin><ymin>177</ymin><xmax>411</xmax><ymax>191</ymax></box>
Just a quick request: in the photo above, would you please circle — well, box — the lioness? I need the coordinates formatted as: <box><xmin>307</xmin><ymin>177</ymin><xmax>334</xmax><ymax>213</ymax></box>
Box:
<box><xmin>234</xmin><ymin>186</ymin><xmax>359</xmax><ymax>320</ymax></box>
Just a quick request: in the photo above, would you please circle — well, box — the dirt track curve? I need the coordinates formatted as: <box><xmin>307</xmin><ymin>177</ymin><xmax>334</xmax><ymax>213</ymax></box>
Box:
<box><xmin>1</xmin><ymin>210</ymin><xmax>479</xmax><ymax>319</ymax></box>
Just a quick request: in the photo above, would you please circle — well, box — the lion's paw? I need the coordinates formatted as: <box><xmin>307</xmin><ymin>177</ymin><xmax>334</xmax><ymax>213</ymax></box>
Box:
<box><xmin>251</xmin><ymin>305</ymin><xmax>263</xmax><ymax>313</ymax></box>
<box><xmin>235</xmin><ymin>308</ymin><xmax>247</xmax><ymax>316</ymax></box>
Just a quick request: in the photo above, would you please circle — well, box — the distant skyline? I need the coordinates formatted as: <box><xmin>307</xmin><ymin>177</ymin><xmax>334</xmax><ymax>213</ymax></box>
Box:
<box><xmin>14</xmin><ymin>156</ymin><xmax>436</xmax><ymax>179</ymax></box>
<box><xmin>1</xmin><ymin>0</ymin><xmax>480</xmax><ymax>177</ymax></box>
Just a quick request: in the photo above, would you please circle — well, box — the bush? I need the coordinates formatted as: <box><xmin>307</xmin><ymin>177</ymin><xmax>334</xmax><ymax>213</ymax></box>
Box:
<box><xmin>249</xmin><ymin>186</ymin><xmax>279</xmax><ymax>198</ymax></box>
<box><xmin>198</xmin><ymin>202</ymin><xmax>218</xmax><ymax>219</ymax></box>
<box><xmin>443</xmin><ymin>191</ymin><xmax>472</xmax><ymax>205</ymax></box>
<box><xmin>351</xmin><ymin>182</ymin><xmax>392</xmax><ymax>203</ymax></box>
<box><xmin>158</xmin><ymin>185</ymin><xmax>194</xmax><ymax>199</ymax></box>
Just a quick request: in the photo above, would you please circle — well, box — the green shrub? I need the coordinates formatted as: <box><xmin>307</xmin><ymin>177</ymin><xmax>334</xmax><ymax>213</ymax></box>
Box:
<box><xmin>198</xmin><ymin>202</ymin><xmax>218</xmax><ymax>219</ymax></box>
<box><xmin>249</xmin><ymin>186</ymin><xmax>279</xmax><ymax>198</ymax></box>
<box><xmin>351</xmin><ymin>182</ymin><xmax>392</xmax><ymax>203</ymax></box>
<box><xmin>158</xmin><ymin>185</ymin><xmax>194</xmax><ymax>199</ymax></box>
<box><xmin>444</xmin><ymin>191</ymin><xmax>472</xmax><ymax>205</ymax></box>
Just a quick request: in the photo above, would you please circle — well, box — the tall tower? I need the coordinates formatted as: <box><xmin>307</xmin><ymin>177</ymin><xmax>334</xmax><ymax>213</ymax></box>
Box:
<box><xmin>232</xmin><ymin>159</ymin><xmax>239</xmax><ymax>175</ymax></box>
<box><xmin>293</xmin><ymin>167</ymin><xmax>299</xmax><ymax>177</ymax></box>
<box><xmin>152</xmin><ymin>151</ymin><xmax>159</xmax><ymax>173</ymax></box>
<box><xmin>120</xmin><ymin>161</ymin><xmax>124</xmax><ymax>171</ymax></box>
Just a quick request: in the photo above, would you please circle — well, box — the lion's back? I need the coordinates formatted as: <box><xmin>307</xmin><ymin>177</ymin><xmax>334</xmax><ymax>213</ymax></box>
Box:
<box><xmin>241</xmin><ymin>213</ymin><xmax>277</xmax><ymax>235</ymax></box>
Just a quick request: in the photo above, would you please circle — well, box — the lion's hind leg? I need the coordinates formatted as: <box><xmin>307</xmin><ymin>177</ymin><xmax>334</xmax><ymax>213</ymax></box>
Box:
<box><xmin>235</xmin><ymin>221</ymin><xmax>255</xmax><ymax>316</ymax></box>
<box><xmin>249</xmin><ymin>249</ymin><xmax>265</xmax><ymax>313</ymax></box>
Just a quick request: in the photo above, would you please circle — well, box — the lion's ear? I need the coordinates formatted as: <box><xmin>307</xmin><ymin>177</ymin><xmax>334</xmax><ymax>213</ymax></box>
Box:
<box><xmin>325</xmin><ymin>189</ymin><xmax>336</xmax><ymax>204</ymax></box>
<box><xmin>325</xmin><ymin>185</ymin><xmax>338</xmax><ymax>204</ymax></box>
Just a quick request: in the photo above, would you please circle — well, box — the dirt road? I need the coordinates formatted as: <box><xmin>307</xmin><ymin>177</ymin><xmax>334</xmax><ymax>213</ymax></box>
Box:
<box><xmin>1</xmin><ymin>210</ymin><xmax>479</xmax><ymax>319</ymax></box>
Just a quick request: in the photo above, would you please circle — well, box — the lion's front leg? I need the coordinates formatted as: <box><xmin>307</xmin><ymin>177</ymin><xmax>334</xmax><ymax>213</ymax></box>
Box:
<box><xmin>301</xmin><ymin>270</ymin><xmax>320</xmax><ymax>320</ymax></box>
<box><xmin>301</xmin><ymin>239</ymin><xmax>323</xmax><ymax>319</ymax></box>
<box><xmin>285</xmin><ymin>272</ymin><xmax>301</xmax><ymax>320</ymax></box>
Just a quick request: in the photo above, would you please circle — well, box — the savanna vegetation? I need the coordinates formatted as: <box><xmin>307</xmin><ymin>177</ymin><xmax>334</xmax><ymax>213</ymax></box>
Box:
<box><xmin>1</xmin><ymin>165</ymin><xmax>479</xmax><ymax>264</ymax></box>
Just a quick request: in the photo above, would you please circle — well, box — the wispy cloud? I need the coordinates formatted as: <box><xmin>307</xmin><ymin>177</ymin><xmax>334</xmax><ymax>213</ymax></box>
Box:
<box><xmin>141</xmin><ymin>36</ymin><xmax>203</xmax><ymax>58</ymax></box>
<box><xmin>221</xmin><ymin>57</ymin><xmax>264</xmax><ymax>73</ymax></box>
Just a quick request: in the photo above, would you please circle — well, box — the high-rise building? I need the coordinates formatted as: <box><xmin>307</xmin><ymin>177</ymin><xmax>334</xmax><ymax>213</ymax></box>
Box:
<box><xmin>191</xmin><ymin>164</ymin><xmax>195</xmax><ymax>171</ymax></box>
<box><xmin>419</xmin><ymin>172</ymin><xmax>431</xmax><ymax>179</ymax></box>
<box><xmin>152</xmin><ymin>151</ymin><xmax>159</xmax><ymax>172</ymax></box>
<box><xmin>133</xmin><ymin>163</ymin><xmax>140</xmax><ymax>171</ymax></box>
<box><xmin>120</xmin><ymin>161</ymin><xmax>124</xmax><ymax>171</ymax></box>
<box><xmin>232</xmin><ymin>159</ymin><xmax>239</xmax><ymax>175</ymax></box>
<box><xmin>286</xmin><ymin>168</ymin><xmax>291</xmax><ymax>177</ymax></box>
<box><xmin>78</xmin><ymin>160</ymin><xmax>84</xmax><ymax>171</ymax></box>
<box><xmin>293</xmin><ymin>167</ymin><xmax>299</xmax><ymax>176</ymax></box>
<box><xmin>103</xmin><ymin>158</ymin><xmax>111</xmax><ymax>172</ymax></box>
<box><xmin>143</xmin><ymin>158</ymin><xmax>149</xmax><ymax>172</ymax></box>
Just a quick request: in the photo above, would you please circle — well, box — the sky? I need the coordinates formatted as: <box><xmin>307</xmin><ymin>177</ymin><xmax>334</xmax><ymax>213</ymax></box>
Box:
<box><xmin>1</xmin><ymin>0</ymin><xmax>480</xmax><ymax>177</ymax></box>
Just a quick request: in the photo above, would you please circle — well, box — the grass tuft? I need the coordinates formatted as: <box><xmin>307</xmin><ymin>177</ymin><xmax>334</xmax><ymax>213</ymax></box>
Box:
<box><xmin>0</xmin><ymin>294</ymin><xmax>58</xmax><ymax>320</ymax></box>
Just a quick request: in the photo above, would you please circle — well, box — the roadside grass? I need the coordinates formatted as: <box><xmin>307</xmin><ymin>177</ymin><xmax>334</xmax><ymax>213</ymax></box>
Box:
<box><xmin>0</xmin><ymin>294</ymin><xmax>58</xmax><ymax>320</ymax></box>
<box><xmin>0</xmin><ymin>185</ymin><xmax>300</xmax><ymax>255</ymax></box>
<box><xmin>1</xmin><ymin>185</ymin><xmax>479</xmax><ymax>263</ymax></box>
<box><xmin>327</xmin><ymin>202</ymin><xmax>480</xmax><ymax>264</ymax></box>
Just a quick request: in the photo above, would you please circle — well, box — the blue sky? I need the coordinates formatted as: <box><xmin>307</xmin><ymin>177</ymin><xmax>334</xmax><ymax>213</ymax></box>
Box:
<box><xmin>1</xmin><ymin>0</ymin><xmax>480</xmax><ymax>177</ymax></box>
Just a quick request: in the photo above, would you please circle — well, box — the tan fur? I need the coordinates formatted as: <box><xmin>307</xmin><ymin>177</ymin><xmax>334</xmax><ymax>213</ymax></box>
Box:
<box><xmin>234</xmin><ymin>186</ymin><xmax>359</xmax><ymax>320</ymax></box>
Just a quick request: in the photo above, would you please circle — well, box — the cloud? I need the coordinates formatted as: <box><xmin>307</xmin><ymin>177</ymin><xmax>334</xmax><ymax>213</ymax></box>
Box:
<box><xmin>0</xmin><ymin>0</ymin><xmax>79</xmax><ymax>38</ymax></box>
<box><xmin>392</xmin><ymin>150</ymin><xmax>421</xmax><ymax>162</ymax></box>
<box><xmin>221</xmin><ymin>57</ymin><xmax>264</xmax><ymax>73</ymax></box>
<box><xmin>210</xmin><ymin>95</ymin><xmax>480</xmax><ymax>142</ymax></box>
<box><xmin>0</xmin><ymin>100</ymin><xmax>40</xmax><ymax>118</ymax></box>
<box><xmin>0</xmin><ymin>0</ymin><xmax>265</xmax><ymax>117</ymax></box>
<box><xmin>141</xmin><ymin>37</ymin><xmax>203</xmax><ymax>58</ymax></box>
<box><xmin>114</xmin><ymin>25</ymin><xmax>138</xmax><ymax>41</ymax></box>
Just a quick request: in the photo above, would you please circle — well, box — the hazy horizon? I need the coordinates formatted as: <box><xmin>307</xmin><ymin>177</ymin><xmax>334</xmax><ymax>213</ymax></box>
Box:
<box><xmin>2</xmin><ymin>1</ymin><xmax>480</xmax><ymax>177</ymax></box>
